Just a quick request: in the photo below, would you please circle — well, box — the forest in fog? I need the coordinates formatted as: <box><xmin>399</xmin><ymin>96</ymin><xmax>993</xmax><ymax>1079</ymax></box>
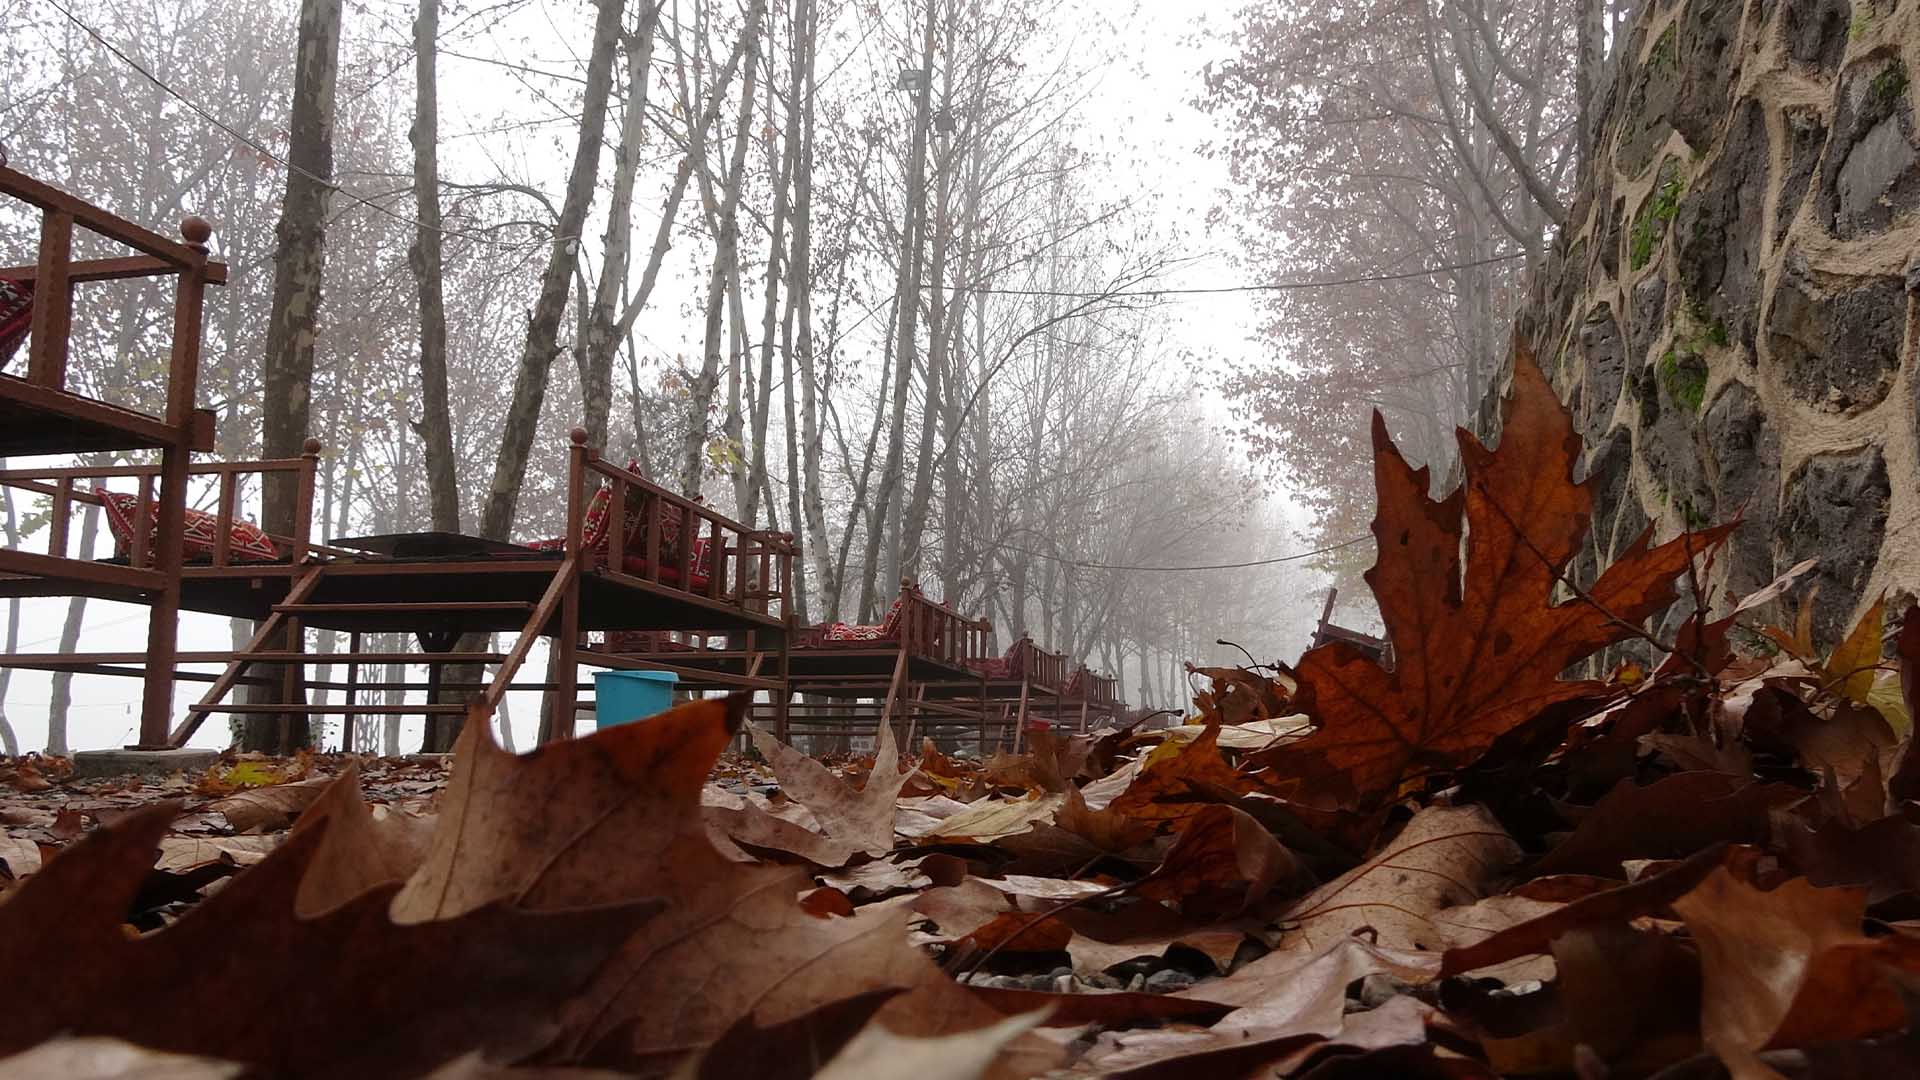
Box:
<box><xmin>0</xmin><ymin>0</ymin><xmax>1607</xmax><ymax>751</ymax></box>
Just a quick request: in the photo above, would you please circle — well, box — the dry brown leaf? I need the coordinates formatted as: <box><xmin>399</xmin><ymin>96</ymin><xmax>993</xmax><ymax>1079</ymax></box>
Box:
<box><xmin>0</xmin><ymin>1037</ymin><xmax>243</xmax><ymax>1079</ymax></box>
<box><xmin>1105</xmin><ymin>728</ymin><xmax>1257</xmax><ymax>828</ymax></box>
<box><xmin>1</xmin><ymin>832</ymin><xmax>43</xmax><ymax>878</ymax></box>
<box><xmin>1533</xmin><ymin>771</ymin><xmax>1801</xmax><ymax>877</ymax></box>
<box><xmin>929</xmin><ymin>792</ymin><xmax>1065</xmax><ymax>843</ymax></box>
<box><xmin>747</xmin><ymin>718</ymin><xmax>910</xmax><ymax>856</ymax></box>
<box><xmin>1264</xmin><ymin>350</ymin><xmax>1732</xmax><ymax>814</ymax></box>
<box><xmin>813</xmin><ymin>1010</ymin><xmax>1047</xmax><ymax>1080</ymax></box>
<box><xmin>1674</xmin><ymin>867</ymin><xmax>1920</xmax><ymax>1062</ymax></box>
<box><xmin>152</xmin><ymin>835</ymin><xmax>280</xmax><ymax>874</ymax></box>
<box><xmin>288</xmin><ymin>765</ymin><xmax>432</xmax><ymax>916</ymax></box>
<box><xmin>1133</xmin><ymin>804</ymin><xmax>1311</xmax><ymax>919</ymax></box>
<box><xmin>0</xmin><ymin>804</ymin><xmax>654</xmax><ymax>1078</ymax></box>
<box><xmin>1279</xmin><ymin>804</ymin><xmax>1520</xmax><ymax>954</ymax></box>
<box><xmin>206</xmin><ymin>776</ymin><xmax>331</xmax><ymax>833</ymax></box>
<box><xmin>390</xmin><ymin>698</ymin><xmax>1047</xmax><ymax>1074</ymax></box>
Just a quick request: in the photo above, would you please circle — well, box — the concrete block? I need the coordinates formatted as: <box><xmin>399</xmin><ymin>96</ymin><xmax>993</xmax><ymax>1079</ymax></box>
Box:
<box><xmin>71</xmin><ymin>747</ymin><xmax>219</xmax><ymax>780</ymax></box>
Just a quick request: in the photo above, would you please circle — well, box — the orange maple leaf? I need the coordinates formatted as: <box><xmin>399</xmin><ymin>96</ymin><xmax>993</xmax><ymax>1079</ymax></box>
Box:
<box><xmin>1259</xmin><ymin>347</ymin><xmax>1734</xmax><ymax>811</ymax></box>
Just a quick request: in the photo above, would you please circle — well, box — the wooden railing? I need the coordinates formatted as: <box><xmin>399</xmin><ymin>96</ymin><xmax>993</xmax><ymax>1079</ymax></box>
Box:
<box><xmin>1010</xmin><ymin>635</ymin><xmax>1068</xmax><ymax>689</ymax></box>
<box><xmin>895</xmin><ymin>580</ymin><xmax>992</xmax><ymax>667</ymax></box>
<box><xmin>1</xmin><ymin>166</ymin><xmax>226</xmax><ymax>432</ymax></box>
<box><xmin>1067</xmin><ymin>665</ymin><xmax>1120</xmax><ymax>706</ymax></box>
<box><xmin>565</xmin><ymin>429</ymin><xmax>793</xmax><ymax>620</ymax></box>
<box><xmin>0</xmin><ymin>439</ymin><xmax>336</xmax><ymax>568</ymax></box>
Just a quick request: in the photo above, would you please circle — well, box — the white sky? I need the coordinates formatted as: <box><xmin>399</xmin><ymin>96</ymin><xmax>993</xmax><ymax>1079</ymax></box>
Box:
<box><xmin>5</xmin><ymin>0</ymin><xmax>1332</xmax><ymax>754</ymax></box>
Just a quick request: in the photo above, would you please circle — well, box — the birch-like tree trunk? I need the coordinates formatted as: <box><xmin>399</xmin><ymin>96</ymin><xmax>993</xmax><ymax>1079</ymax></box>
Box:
<box><xmin>254</xmin><ymin>0</ymin><xmax>343</xmax><ymax>752</ymax></box>
<box><xmin>679</xmin><ymin>18</ymin><xmax>762</xmax><ymax>497</ymax></box>
<box><xmin>408</xmin><ymin>0</ymin><xmax>458</xmax><ymax>532</ymax></box>
<box><xmin>477</xmin><ymin>0</ymin><xmax>624</xmax><ymax>539</ymax></box>
<box><xmin>46</xmin><ymin>502</ymin><xmax>99</xmax><ymax>755</ymax></box>
<box><xmin>870</xmin><ymin>8</ymin><xmax>937</xmax><ymax>590</ymax></box>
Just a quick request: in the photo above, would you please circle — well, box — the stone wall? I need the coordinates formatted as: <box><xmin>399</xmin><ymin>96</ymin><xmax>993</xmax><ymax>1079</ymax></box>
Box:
<box><xmin>1496</xmin><ymin>0</ymin><xmax>1920</xmax><ymax>645</ymax></box>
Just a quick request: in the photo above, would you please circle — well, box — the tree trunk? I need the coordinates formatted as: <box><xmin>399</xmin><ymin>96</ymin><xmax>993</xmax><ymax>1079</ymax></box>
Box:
<box><xmin>874</xmin><ymin>8</ymin><xmax>937</xmax><ymax>587</ymax></box>
<box><xmin>253</xmin><ymin>0</ymin><xmax>344</xmax><ymax>752</ymax></box>
<box><xmin>678</xmin><ymin>21</ymin><xmax>762</xmax><ymax>498</ymax></box>
<box><xmin>46</xmin><ymin>502</ymin><xmax>100</xmax><ymax>755</ymax></box>
<box><xmin>478</xmin><ymin>0</ymin><xmax>624</xmax><ymax>539</ymax></box>
<box><xmin>580</xmin><ymin>3</ymin><xmax>665</xmax><ymax>448</ymax></box>
<box><xmin>408</xmin><ymin>0</ymin><xmax>459</xmax><ymax>533</ymax></box>
<box><xmin>0</xmin><ymin>481</ymin><xmax>21</xmax><ymax>756</ymax></box>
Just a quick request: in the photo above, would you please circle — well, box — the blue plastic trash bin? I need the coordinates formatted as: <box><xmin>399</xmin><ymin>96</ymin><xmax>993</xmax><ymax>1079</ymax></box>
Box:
<box><xmin>593</xmin><ymin>670</ymin><xmax>680</xmax><ymax>728</ymax></box>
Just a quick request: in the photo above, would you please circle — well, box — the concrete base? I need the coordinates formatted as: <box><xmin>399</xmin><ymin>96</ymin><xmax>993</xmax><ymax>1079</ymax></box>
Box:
<box><xmin>71</xmin><ymin>747</ymin><xmax>219</xmax><ymax>780</ymax></box>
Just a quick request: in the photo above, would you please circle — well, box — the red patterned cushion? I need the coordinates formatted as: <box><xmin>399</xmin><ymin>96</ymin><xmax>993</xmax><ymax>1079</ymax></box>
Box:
<box><xmin>0</xmin><ymin>277</ymin><xmax>30</xmax><ymax>369</ymax></box>
<box><xmin>96</xmin><ymin>488</ymin><xmax>278</xmax><ymax>563</ymax></box>
<box><xmin>816</xmin><ymin>597</ymin><xmax>907</xmax><ymax>643</ymax></box>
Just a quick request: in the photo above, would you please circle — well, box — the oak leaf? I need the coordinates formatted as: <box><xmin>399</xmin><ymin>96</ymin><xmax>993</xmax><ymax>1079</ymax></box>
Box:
<box><xmin>1263</xmin><ymin>350</ymin><xmax>1733</xmax><ymax>810</ymax></box>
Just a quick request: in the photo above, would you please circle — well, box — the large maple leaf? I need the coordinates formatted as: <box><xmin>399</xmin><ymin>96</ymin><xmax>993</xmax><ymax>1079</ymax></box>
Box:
<box><xmin>1260</xmin><ymin>348</ymin><xmax>1733</xmax><ymax>811</ymax></box>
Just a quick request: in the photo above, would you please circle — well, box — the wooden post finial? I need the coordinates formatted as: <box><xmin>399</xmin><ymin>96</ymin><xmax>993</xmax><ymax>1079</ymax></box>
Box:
<box><xmin>180</xmin><ymin>216</ymin><xmax>213</xmax><ymax>247</ymax></box>
<box><xmin>301</xmin><ymin>437</ymin><xmax>323</xmax><ymax>455</ymax></box>
<box><xmin>569</xmin><ymin>427</ymin><xmax>589</xmax><ymax>446</ymax></box>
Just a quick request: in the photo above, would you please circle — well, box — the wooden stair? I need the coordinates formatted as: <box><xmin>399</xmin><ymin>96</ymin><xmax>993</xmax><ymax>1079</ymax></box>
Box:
<box><xmin>166</xmin><ymin>556</ymin><xmax>580</xmax><ymax>747</ymax></box>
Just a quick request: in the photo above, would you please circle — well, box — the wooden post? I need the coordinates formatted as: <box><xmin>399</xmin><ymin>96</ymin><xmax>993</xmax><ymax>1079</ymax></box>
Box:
<box><xmin>543</xmin><ymin>429</ymin><xmax>589</xmax><ymax>742</ymax></box>
<box><xmin>134</xmin><ymin>218</ymin><xmax>211</xmax><ymax>750</ymax></box>
<box><xmin>343</xmin><ymin>630</ymin><xmax>362</xmax><ymax>751</ymax></box>
<box><xmin>292</xmin><ymin>438</ymin><xmax>321</xmax><ymax>562</ymax></box>
<box><xmin>26</xmin><ymin>210</ymin><xmax>72</xmax><ymax>389</ymax></box>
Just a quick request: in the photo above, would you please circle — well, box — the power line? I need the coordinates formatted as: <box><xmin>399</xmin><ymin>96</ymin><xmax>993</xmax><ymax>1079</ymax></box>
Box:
<box><xmin>42</xmin><ymin>0</ymin><xmax>548</xmax><ymax>250</ymax></box>
<box><xmin>936</xmin><ymin>252</ymin><xmax>1526</xmax><ymax>299</ymax></box>
<box><xmin>996</xmin><ymin>534</ymin><xmax>1368</xmax><ymax>573</ymax></box>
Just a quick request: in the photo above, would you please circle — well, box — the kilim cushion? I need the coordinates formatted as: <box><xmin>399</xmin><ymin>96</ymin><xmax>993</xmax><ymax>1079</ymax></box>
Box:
<box><xmin>95</xmin><ymin>488</ymin><xmax>279</xmax><ymax>563</ymax></box>
<box><xmin>0</xmin><ymin>278</ymin><xmax>31</xmax><ymax>369</ymax></box>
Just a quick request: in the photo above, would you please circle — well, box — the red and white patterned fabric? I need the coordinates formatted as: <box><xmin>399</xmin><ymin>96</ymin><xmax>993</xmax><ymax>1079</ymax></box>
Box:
<box><xmin>966</xmin><ymin>638</ymin><xmax>1027</xmax><ymax>680</ymax></box>
<box><xmin>817</xmin><ymin>597</ymin><xmax>904</xmax><ymax>643</ymax></box>
<box><xmin>1063</xmin><ymin>667</ymin><xmax>1087</xmax><ymax>696</ymax></box>
<box><xmin>0</xmin><ymin>277</ymin><xmax>31</xmax><ymax>369</ymax></box>
<box><xmin>95</xmin><ymin>488</ymin><xmax>279</xmax><ymax>563</ymax></box>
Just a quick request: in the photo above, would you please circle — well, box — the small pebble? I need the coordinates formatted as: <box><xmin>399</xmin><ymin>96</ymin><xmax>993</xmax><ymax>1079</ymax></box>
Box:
<box><xmin>1081</xmin><ymin>972</ymin><xmax>1123</xmax><ymax>991</ymax></box>
<box><xmin>1052</xmin><ymin>974</ymin><xmax>1075</xmax><ymax>993</ymax></box>
<box><xmin>1143</xmin><ymin>969</ymin><xmax>1197</xmax><ymax>993</ymax></box>
<box><xmin>1126</xmin><ymin>973</ymin><xmax>1146</xmax><ymax>992</ymax></box>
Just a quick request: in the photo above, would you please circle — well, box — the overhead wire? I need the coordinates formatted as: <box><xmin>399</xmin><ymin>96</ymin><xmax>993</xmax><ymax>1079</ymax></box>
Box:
<box><xmin>41</xmin><ymin>0</ymin><xmax>558</xmax><ymax>250</ymax></box>
<box><xmin>993</xmin><ymin>534</ymin><xmax>1368</xmax><ymax>573</ymax></box>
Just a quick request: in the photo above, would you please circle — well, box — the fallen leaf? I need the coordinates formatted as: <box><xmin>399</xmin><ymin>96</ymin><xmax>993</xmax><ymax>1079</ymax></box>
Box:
<box><xmin>0</xmin><ymin>805</ymin><xmax>655</xmax><ymax>1078</ymax></box>
<box><xmin>1134</xmin><ymin>803</ymin><xmax>1311</xmax><ymax>919</ymax></box>
<box><xmin>813</xmin><ymin>1009</ymin><xmax>1048</xmax><ymax>1080</ymax></box>
<box><xmin>1262</xmin><ymin>351</ymin><xmax>1731</xmax><ymax>813</ymax></box>
<box><xmin>152</xmin><ymin>835</ymin><xmax>280</xmax><ymax>874</ymax></box>
<box><xmin>1533</xmin><ymin>772</ymin><xmax>1801</xmax><ymax>877</ymax></box>
<box><xmin>1675</xmin><ymin>867</ymin><xmax>1920</xmax><ymax>1063</ymax></box>
<box><xmin>288</xmin><ymin>765</ymin><xmax>432</xmax><ymax>916</ymax></box>
<box><xmin>1</xmin><ymin>832</ymin><xmax>42</xmax><ymax>878</ymax></box>
<box><xmin>207</xmin><ymin>777</ymin><xmax>331</xmax><ymax>833</ymax></box>
<box><xmin>0</xmin><ymin>1037</ymin><xmax>243</xmax><ymax>1079</ymax></box>
<box><xmin>1440</xmin><ymin>843</ymin><xmax>1733</xmax><ymax>977</ymax></box>
<box><xmin>748</xmin><ymin>718</ymin><xmax>911</xmax><ymax>856</ymax></box>
<box><xmin>1280</xmin><ymin>804</ymin><xmax>1520</xmax><ymax>954</ymax></box>
<box><xmin>1827</xmin><ymin>596</ymin><xmax>1887</xmax><ymax>704</ymax></box>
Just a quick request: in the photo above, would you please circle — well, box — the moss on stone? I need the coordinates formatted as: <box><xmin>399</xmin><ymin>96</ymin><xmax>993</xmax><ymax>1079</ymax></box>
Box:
<box><xmin>1660</xmin><ymin>348</ymin><xmax>1708</xmax><ymax>413</ymax></box>
<box><xmin>1870</xmin><ymin>62</ymin><xmax>1909</xmax><ymax>110</ymax></box>
<box><xmin>1630</xmin><ymin>173</ymin><xmax>1685</xmax><ymax>271</ymax></box>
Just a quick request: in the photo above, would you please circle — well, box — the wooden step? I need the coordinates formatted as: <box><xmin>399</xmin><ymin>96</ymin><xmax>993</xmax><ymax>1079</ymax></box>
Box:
<box><xmin>272</xmin><ymin>601</ymin><xmax>535</xmax><ymax>614</ymax></box>
<box><xmin>187</xmin><ymin>703</ymin><xmax>468</xmax><ymax>714</ymax></box>
<box><xmin>234</xmin><ymin>652</ymin><xmax>508</xmax><ymax>664</ymax></box>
